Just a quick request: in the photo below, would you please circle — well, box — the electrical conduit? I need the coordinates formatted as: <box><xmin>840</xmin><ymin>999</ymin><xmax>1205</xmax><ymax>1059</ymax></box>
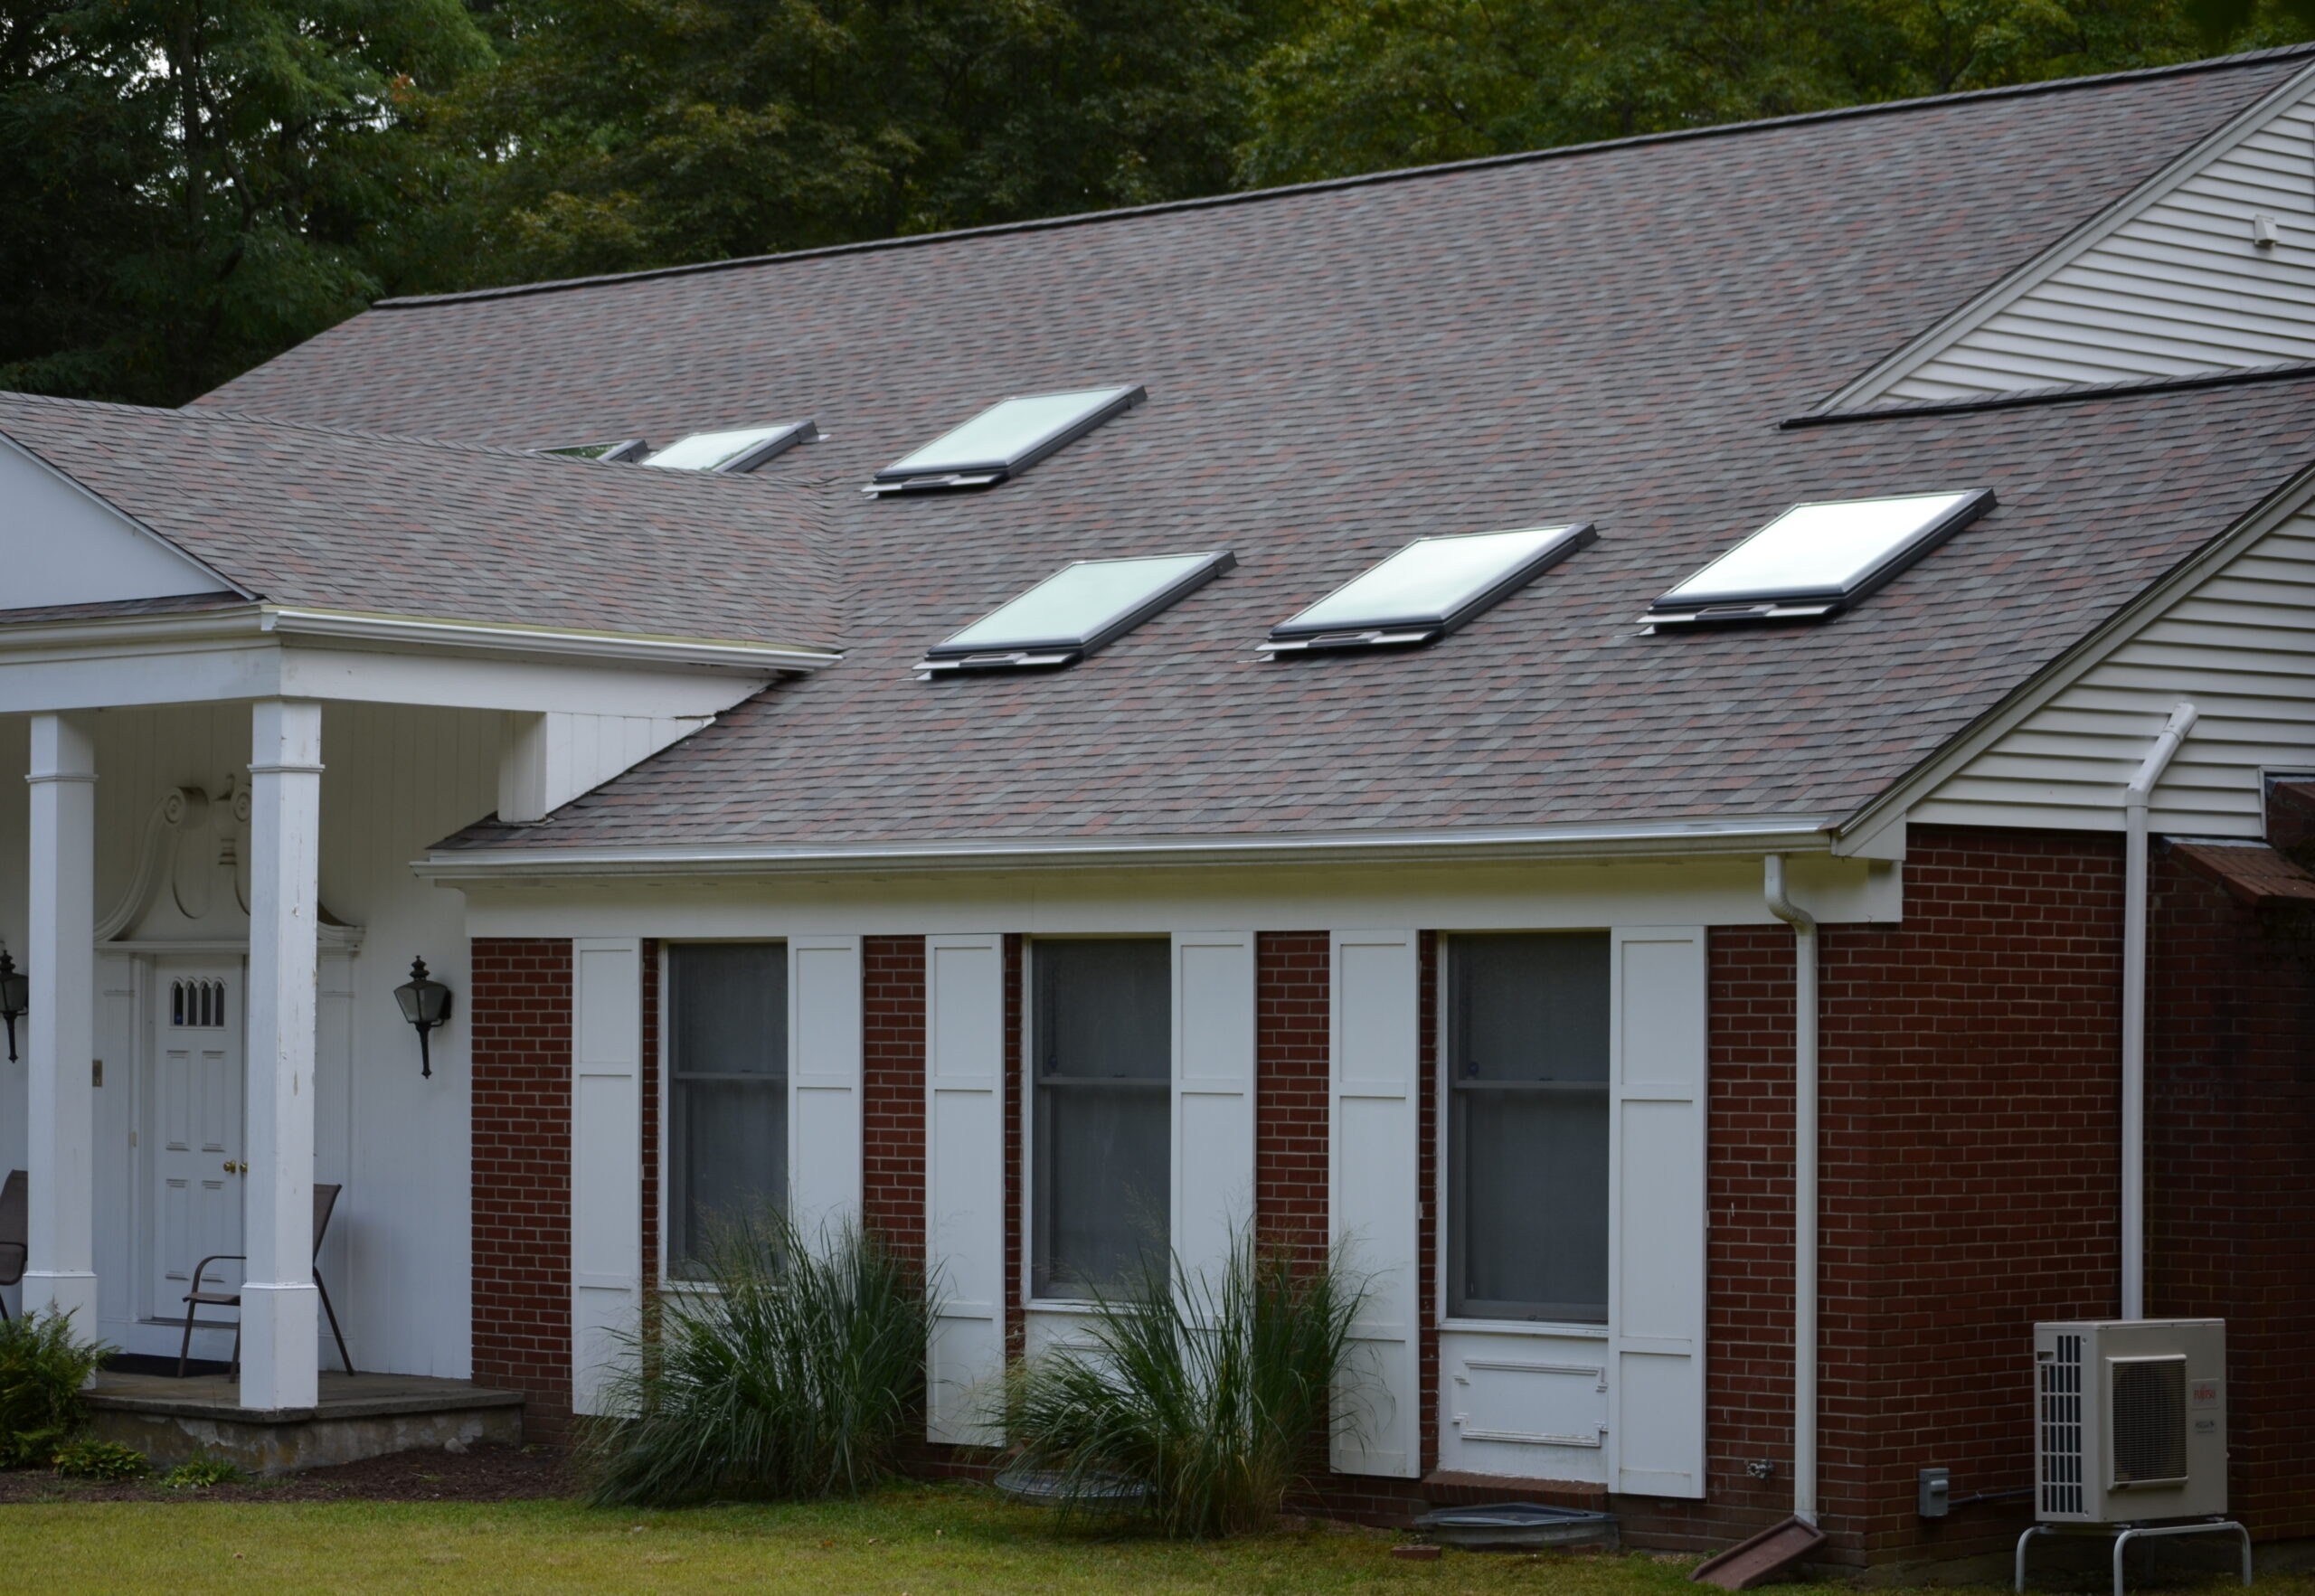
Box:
<box><xmin>1763</xmin><ymin>855</ymin><xmax>1818</xmax><ymax>1526</ymax></box>
<box><xmin>2121</xmin><ymin>703</ymin><xmax>2196</xmax><ymax>1321</ymax></box>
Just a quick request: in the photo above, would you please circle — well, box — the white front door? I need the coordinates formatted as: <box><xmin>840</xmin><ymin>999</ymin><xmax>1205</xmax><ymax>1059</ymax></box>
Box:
<box><xmin>151</xmin><ymin>963</ymin><xmax>246</xmax><ymax>1318</ymax></box>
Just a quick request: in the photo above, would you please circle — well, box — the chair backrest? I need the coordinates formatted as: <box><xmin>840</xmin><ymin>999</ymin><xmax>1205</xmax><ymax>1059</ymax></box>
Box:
<box><xmin>313</xmin><ymin>1182</ymin><xmax>341</xmax><ymax>1259</ymax></box>
<box><xmin>0</xmin><ymin>1171</ymin><xmax>24</xmax><ymax>1282</ymax></box>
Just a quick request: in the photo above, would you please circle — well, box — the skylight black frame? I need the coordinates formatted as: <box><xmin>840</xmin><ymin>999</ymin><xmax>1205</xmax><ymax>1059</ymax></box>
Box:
<box><xmin>1261</xmin><ymin>523</ymin><xmax>1598</xmax><ymax>656</ymax></box>
<box><xmin>916</xmin><ymin>549</ymin><xmax>1235</xmax><ymax>677</ymax></box>
<box><xmin>869</xmin><ymin>384</ymin><xmax>1148</xmax><ymax>496</ymax></box>
<box><xmin>538</xmin><ymin>438</ymin><xmax>652</xmax><ymax>463</ymax></box>
<box><xmin>645</xmin><ymin>420</ymin><xmax>820</xmax><ymax>475</ymax></box>
<box><xmin>1645</xmin><ymin>488</ymin><xmax>1995</xmax><ymax>628</ymax></box>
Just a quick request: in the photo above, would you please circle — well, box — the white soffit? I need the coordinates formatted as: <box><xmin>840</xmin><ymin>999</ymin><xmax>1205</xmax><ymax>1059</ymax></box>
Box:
<box><xmin>1822</xmin><ymin>57</ymin><xmax>2315</xmax><ymax>411</ymax></box>
<box><xmin>0</xmin><ymin>434</ymin><xmax>240</xmax><ymax>609</ymax></box>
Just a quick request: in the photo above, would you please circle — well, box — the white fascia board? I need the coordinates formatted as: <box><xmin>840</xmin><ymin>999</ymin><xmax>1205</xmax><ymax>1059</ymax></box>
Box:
<box><xmin>1833</xmin><ymin>453</ymin><xmax>2315</xmax><ymax>848</ymax></box>
<box><xmin>257</xmin><ymin>607</ymin><xmax>838</xmax><ymax>673</ymax></box>
<box><xmin>1817</xmin><ymin>57</ymin><xmax>2315</xmax><ymax>413</ymax></box>
<box><xmin>416</xmin><ymin>813</ymin><xmax>1840</xmax><ymax>884</ymax></box>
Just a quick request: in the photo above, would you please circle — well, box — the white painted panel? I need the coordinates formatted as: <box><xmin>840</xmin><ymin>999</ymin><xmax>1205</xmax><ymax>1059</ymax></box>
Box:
<box><xmin>1922</xmin><ymin>507</ymin><xmax>2315</xmax><ymax>836</ymax></box>
<box><xmin>0</xmin><ymin>439</ymin><xmax>228</xmax><ymax>608</ymax></box>
<box><xmin>925</xmin><ymin>932</ymin><xmax>1006</xmax><ymax>1445</ymax></box>
<box><xmin>1609</xmin><ymin>927</ymin><xmax>1706</xmax><ymax>1500</ymax></box>
<box><xmin>1329</xmin><ymin>929</ymin><xmax>1420</xmax><ymax>1478</ymax></box>
<box><xmin>1172</xmin><ymin>931</ymin><xmax>1254</xmax><ymax>1291</ymax></box>
<box><xmin>1834</xmin><ymin>69</ymin><xmax>2315</xmax><ymax>409</ymax></box>
<box><xmin>1440</xmin><ymin>1332</ymin><xmax>1611</xmax><ymax>1478</ymax></box>
<box><xmin>789</xmin><ymin>935</ymin><xmax>863</xmax><ymax>1243</ymax></box>
<box><xmin>571</xmin><ymin>938</ymin><xmax>641</xmax><ymax>1417</ymax></box>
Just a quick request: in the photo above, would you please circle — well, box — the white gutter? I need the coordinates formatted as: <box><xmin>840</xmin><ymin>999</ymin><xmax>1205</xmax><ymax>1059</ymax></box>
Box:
<box><xmin>416</xmin><ymin>814</ymin><xmax>1842</xmax><ymax>883</ymax></box>
<box><xmin>1762</xmin><ymin>855</ymin><xmax>1819</xmax><ymax>1527</ymax></box>
<box><xmin>2121</xmin><ymin>703</ymin><xmax>2197</xmax><ymax>1320</ymax></box>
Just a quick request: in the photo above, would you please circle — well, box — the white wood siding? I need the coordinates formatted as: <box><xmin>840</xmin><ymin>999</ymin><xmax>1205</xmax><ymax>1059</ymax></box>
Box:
<box><xmin>1918</xmin><ymin>507</ymin><xmax>2315</xmax><ymax>835</ymax></box>
<box><xmin>789</xmin><ymin>935</ymin><xmax>864</xmax><ymax>1242</ymax></box>
<box><xmin>1847</xmin><ymin>68</ymin><xmax>2315</xmax><ymax>407</ymax></box>
<box><xmin>1171</xmin><ymin>930</ymin><xmax>1256</xmax><ymax>1293</ymax></box>
<box><xmin>924</xmin><ymin>932</ymin><xmax>1006</xmax><ymax>1446</ymax></box>
<box><xmin>570</xmin><ymin>938</ymin><xmax>644</xmax><ymax>1416</ymax></box>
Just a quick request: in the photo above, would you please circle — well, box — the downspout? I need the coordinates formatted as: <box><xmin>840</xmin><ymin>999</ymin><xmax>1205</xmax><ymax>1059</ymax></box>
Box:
<box><xmin>1763</xmin><ymin>855</ymin><xmax>1818</xmax><ymax>1526</ymax></box>
<box><xmin>2121</xmin><ymin>703</ymin><xmax>2197</xmax><ymax>1320</ymax></box>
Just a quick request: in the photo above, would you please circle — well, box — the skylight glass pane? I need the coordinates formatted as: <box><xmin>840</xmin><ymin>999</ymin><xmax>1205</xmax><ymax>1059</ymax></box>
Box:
<box><xmin>1661</xmin><ymin>492</ymin><xmax>1980</xmax><ymax>605</ymax></box>
<box><xmin>541</xmin><ymin>439</ymin><xmax>647</xmax><ymax>462</ymax></box>
<box><xmin>940</xmin><ymin>554</ymin><xmax>1217</xmax><ymax>653</ymax></box>
<box><xmin>1280</xmin><ymin>526</ymin><xmax>1588</xmax><ymax>635</ymax></box>
<box><xmin>643</xmin><ymin>422</ymin><xmax>811</xmax><ymax>473</ymax></box>
<box><xmin>882</xmin><ymin>386</ymin><xmax>1139</xmax><ymax>478</ymax></box>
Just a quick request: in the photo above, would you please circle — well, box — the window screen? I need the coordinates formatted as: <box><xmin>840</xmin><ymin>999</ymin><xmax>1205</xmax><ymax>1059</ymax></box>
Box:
<box><xmin>667</xmin><ymin>943</ymin><xmax>788</xmax><ymax>1279</ymax></box>
<box><xmin>1448</xmin><ymin>932</ymin><xmax>1611</xmax><ymax>1322</ymax></box>
<box><xmin>1032</xmin><ymin>939</ymin><xmax>1171</xmax><ymax>1298</ymax></box>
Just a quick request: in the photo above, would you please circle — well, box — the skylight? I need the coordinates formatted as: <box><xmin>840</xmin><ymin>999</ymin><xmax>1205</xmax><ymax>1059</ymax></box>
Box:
<box><xmin>1261</xmin><ymin>524</ymin><xmax>1596</xmax><ymax>656</ymax></box>
<box><xmin>540</xmin><ymin>439</ymin><xmax>650</xmax><ymax>463</ymax></box>
<box><xmin>641</xmin><ymin>421</ymin><xmax>817</xmax><ymax>474</ymax></box>
<box><xmin>1647</xmin><ymin>489</ymin><xmax>1993</xmax><ymax>626</ymax></box>
<box><xmin>871</xmin><ymin>385</ymin><xmax>1145</xmax><ymax>494</ymax></box>
<box><xmin>917</xmin><ymin>551</ymin><xmax>1234</xmax><ymax>676</ymax></box>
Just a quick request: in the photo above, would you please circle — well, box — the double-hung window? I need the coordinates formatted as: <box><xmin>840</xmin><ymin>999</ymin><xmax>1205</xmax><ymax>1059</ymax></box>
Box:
<box><xmin>1447</xmin><ymin>932</ymin><xmax>1611</xmax><ymax>1323</ymax></box>
<box><xmin>1031</xmin><ymin>939</ymin><xmax>1171</xmax><ymax>1299</ymax></box>
<box><xmin>666</xmin><ymin>943</ymin><xmax>788</xmax><ymax>1280</ymax></box>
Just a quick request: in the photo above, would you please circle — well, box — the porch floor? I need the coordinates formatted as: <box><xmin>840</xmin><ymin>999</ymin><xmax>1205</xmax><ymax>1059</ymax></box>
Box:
<box><xmin>85</xmin><ymin>1371</ymin><xmax>524</xmax><ymax>1473</ymax></box>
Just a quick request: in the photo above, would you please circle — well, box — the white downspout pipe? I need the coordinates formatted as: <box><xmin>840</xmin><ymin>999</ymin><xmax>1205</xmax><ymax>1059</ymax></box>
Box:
<box><xmin>2121</xmin><ymin>702</ymin><xmax>2197</xmax><ymax>1321</ymax></box>
<box><xmin>1763</xmin><ymin>855</ymin><xmax>1818</xmax><ymax>1526</ymax></box>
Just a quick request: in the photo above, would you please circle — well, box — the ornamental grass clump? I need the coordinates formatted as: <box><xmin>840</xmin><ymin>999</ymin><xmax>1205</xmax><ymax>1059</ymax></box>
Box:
<box><xmin>1000</xmin><ymin>1231</ymin><xmax>1367</xmax><ymax>1539</ymax></box>
<box><xmin>584</xmin><ymin>1210</ymin><xmax>931</xmax><ymax>1506</ymax></box>
<box><xmin>0</xmin><ymin>1309</ymin><xmax>111</xmax><ymax>1469</ymax></box>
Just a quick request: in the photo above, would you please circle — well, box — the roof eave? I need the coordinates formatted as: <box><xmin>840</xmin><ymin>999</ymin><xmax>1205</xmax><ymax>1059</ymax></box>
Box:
<box><xmin>415</xmin><ymin>813</ymin><xmax>1843</xmax><ymax>884</ymax></box>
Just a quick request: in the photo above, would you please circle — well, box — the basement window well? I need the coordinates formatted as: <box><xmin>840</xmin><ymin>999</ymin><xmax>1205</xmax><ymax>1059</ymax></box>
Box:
<box><xmin>870</xmin><ymin>385</ymin><xmax>1146</xmax><ymax>494</ymax></box>
<box><xmin>1261</xmin><ymin>524</ymin><xmax>1596</xmax><ymax>656</ymax></box>
<box><xmin>916</xmin><ymin>551</ymin><xmax>1234</xmax><ymax>676</ymax></box>
<box><xmin>643</xmin><ymin>421</ymin><xmax>818</xmax><ymax>473</ymax></box>
<box><xmin>540</xmin><ymin>438</ymin><xmax>651</xmax><ymax>462</ymax></box>
<box><xmin>1645</xmin><ymin>489</ymin><xmax>1993</xmax><ymax>627</ymax></box>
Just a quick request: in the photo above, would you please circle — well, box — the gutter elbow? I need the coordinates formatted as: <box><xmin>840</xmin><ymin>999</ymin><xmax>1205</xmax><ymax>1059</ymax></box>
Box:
<box><xmin>1765</xmin><ymin>854</ymin><xmax>1817</xmax><ymax>932</ymax></box>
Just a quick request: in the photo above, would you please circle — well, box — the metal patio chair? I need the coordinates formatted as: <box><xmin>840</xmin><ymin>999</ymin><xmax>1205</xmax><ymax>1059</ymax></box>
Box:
<box><xmin>176</xmin><ymin>1182</ymin><xmax>355</xmax><ymax>1378</ymax></box>
<box><xmin>0</xmin><ymin>1170</ymin><xmax>24</xmax><ymax>1320</ymax></box>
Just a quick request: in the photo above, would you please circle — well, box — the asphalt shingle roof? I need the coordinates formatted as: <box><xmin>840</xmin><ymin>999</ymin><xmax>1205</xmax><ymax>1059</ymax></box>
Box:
<box><xmin>165</xmin><ymin>52</ymin><xmax>2315</xmax><ymax>850</ymax></box>
<box><xmin>0</xmin><ymin>395</ymin><xmax>839</xmax><ymax>648</ymax></box>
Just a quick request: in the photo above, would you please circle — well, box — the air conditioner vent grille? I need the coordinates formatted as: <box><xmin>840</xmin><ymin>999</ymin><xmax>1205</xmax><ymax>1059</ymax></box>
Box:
<box><xmin>2111</xmin><ymin>1357</ymin><xmax>2187</xmax><ymax>1485</ymax></box>
<box><xmin>2040</xmin><ymin>1332</ymin><xmax>2084</xmax><ymax>1516</ymax></box>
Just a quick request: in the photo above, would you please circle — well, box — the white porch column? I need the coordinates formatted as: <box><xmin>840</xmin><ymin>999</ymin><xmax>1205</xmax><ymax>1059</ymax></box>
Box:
<box><xmin>25</xmin><ymin>713</ymin><xmax>98</xmax><ymax>1327</ymax></box>
<box><xmin>241</xmin><ymin>699</ymin><xmax>323</xmax><ymax>1411</ymax></box>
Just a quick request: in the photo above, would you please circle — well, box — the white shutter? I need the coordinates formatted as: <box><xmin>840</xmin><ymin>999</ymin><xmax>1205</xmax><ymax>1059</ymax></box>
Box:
<box><xmin>789</xmin><ymin>935</ymin><xmax>864</xmax><ymax>1245</ymax></box>
<box><xmin>924</xmin><ymin>933</ymin><xmax>1006</xmax><ymax>1445</ymax></box>
<box><xmin>1329</xmin><ymin>929</ymin><xmax>1421</xmax><ymax>1478</ymax></box>
<box><xmin>570</xmin><ymin>938</ymin><xmax>642</xmax><ymax>1417</ymax></box>
<box><xmin>1609</xmin><ymin>926</ymin><xmax>1708</xmax><ymax>1498</ymax></box>
<box><xmin>1171</xmin><ymin>931</ymin><xmax>1256</xmax><ymax>1293</ymax></box>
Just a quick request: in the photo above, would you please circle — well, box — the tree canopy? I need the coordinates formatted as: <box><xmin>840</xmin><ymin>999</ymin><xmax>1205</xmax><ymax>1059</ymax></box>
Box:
<box><xmin>3</xmin><ymin>0</ymin><xmax>2310</xmax><ymax>403</ymax></box>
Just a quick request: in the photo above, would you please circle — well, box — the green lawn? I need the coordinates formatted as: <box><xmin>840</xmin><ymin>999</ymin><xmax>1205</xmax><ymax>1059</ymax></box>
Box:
<box><xmin>0</xmin><ymin>1483</ymin><xmax>2299</xmax><ymax>1596</ymax></box>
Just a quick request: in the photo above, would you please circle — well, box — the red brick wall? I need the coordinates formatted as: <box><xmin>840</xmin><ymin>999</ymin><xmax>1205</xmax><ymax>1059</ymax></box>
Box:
<box><xmin>469</xmin><ymin>939</ymin><xmax>576</xmax><ymax>1443</ymax></box>
<box><xmin>863</xmin><ymin>936</ymin><xmax>928</xmax><ymax>1263</ymax></box>
<box><xmin>1255</xmin><ymin>932</ymin><xmax>1330</xmax><ymax>1267</ymax></box>
<box><xmin>2147</xmin><ymin>847</ymin><xmax>2315</xmax><ymax>1541</ymax></box>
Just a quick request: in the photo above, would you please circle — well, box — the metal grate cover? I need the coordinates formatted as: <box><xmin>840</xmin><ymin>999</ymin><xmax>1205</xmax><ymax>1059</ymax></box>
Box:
<box><xmin>2111</xmin><ymin>1356</ymin><xmax>2188</xmax><ymax>1485</ymax></box>
<box><xmin>2039</xmin><ymin>1333</ymin><xmax>2084</xmax><ymax>1516</ymax></box>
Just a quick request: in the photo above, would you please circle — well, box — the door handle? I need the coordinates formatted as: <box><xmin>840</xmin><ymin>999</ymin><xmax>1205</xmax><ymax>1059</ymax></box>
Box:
<box><xmin>222</xmin><ymin>1160</ymin><xmax>248</xmax><ymax>1174</ymax></box>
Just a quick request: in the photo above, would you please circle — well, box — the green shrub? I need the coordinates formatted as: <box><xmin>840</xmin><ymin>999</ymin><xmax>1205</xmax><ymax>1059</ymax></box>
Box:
<box><xmin>161</xmin><ymin>1456</ymin><xmax>242</xmax><ymax>1489</ymax></box>
<box><xmin>52</xmin><ymin>1438</ymin><xmax>148</xmax><ymax>1480</ymax></box>
<box><xmin>999</xmin><ymin>1230</ymin><xmax>1368</xmax><ymax>1539</ymax></box>
<box><xmin>583</xmin><ymin>1210</ymin><xmax>932</xmax><ymax>1506</ymax></box>
<box><xmin>0</xmin><ymin>1309</ymin><xmax>111</xmax><ymax>1469</ymax></box>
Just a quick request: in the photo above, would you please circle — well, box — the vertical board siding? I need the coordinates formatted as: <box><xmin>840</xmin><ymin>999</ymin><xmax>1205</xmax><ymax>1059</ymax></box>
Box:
<box><xmin>1172</xmin><ymin>931</ymin><xmax>1257</xmax><ymax>1292</ymax></box>
<box><xmin>1328</xmin><ymin>929</ymin><xmax>1421</xmax><ymax>1479</ymax></box>
<box><xmin>789</xmin><ymin>935</ymin><xmax>865</xmax><ymax>1242</ymax></box>
<box><xmin>924</xmin><ymin>933</ymin><xmax>1006</xmax><ymax>1446</ymax></box>
<box><xmin>1856</xmin><ymin>75</ymin><xmax>2315</xmax><ymax>405</ymax></box>
<box><xmin>1917</xmin><ymin>510</ymin><xmax>2315</xmax><ymax>835</ymax></box>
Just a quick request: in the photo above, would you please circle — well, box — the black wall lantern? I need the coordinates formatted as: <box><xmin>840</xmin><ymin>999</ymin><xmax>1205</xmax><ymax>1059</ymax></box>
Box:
<box><xmin>393</xmin><ymin>957</ymin><xmax>453</xmax><ymax>1079</ymax></box>
<box><xmin>0</xmin><ymin>949</ymin><xmax>24</xmax><ymax>1063</ymax></box>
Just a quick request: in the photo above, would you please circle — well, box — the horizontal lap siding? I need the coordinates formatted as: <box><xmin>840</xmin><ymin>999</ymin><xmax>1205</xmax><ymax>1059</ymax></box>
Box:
<box><xmin>1881</xmin><ymin>84</ymin><xmax>2315</xmax><ymax>403</ymax></box>
<box><xmin>470</xmin><ymin>938</ymin><xmax>576</xmax><ymax>1443</ymax></box>
<box><xmin>1917</xmin><ymin>513</ymin><xmax>2315</xmax><ymax>837</ymax></box>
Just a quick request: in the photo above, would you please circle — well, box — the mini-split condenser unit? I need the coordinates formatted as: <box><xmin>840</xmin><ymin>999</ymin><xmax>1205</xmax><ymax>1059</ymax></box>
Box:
<box><xmin>2034</xmin><ymin>1318</ymin><xmax>2226</xmax><ymax>1525</ymax></box>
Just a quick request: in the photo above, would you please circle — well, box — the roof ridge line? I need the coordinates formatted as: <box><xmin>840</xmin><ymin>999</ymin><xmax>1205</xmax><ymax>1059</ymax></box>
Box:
<box><xmin>1781</xmin><ymin>357</ymin><xmax>2315</xmax><ymax>426</ymax></box>
<box><xmin>364</xmin><ymin>45</ymin><xmax>2315</xmax><ymax>313</ymax></box>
